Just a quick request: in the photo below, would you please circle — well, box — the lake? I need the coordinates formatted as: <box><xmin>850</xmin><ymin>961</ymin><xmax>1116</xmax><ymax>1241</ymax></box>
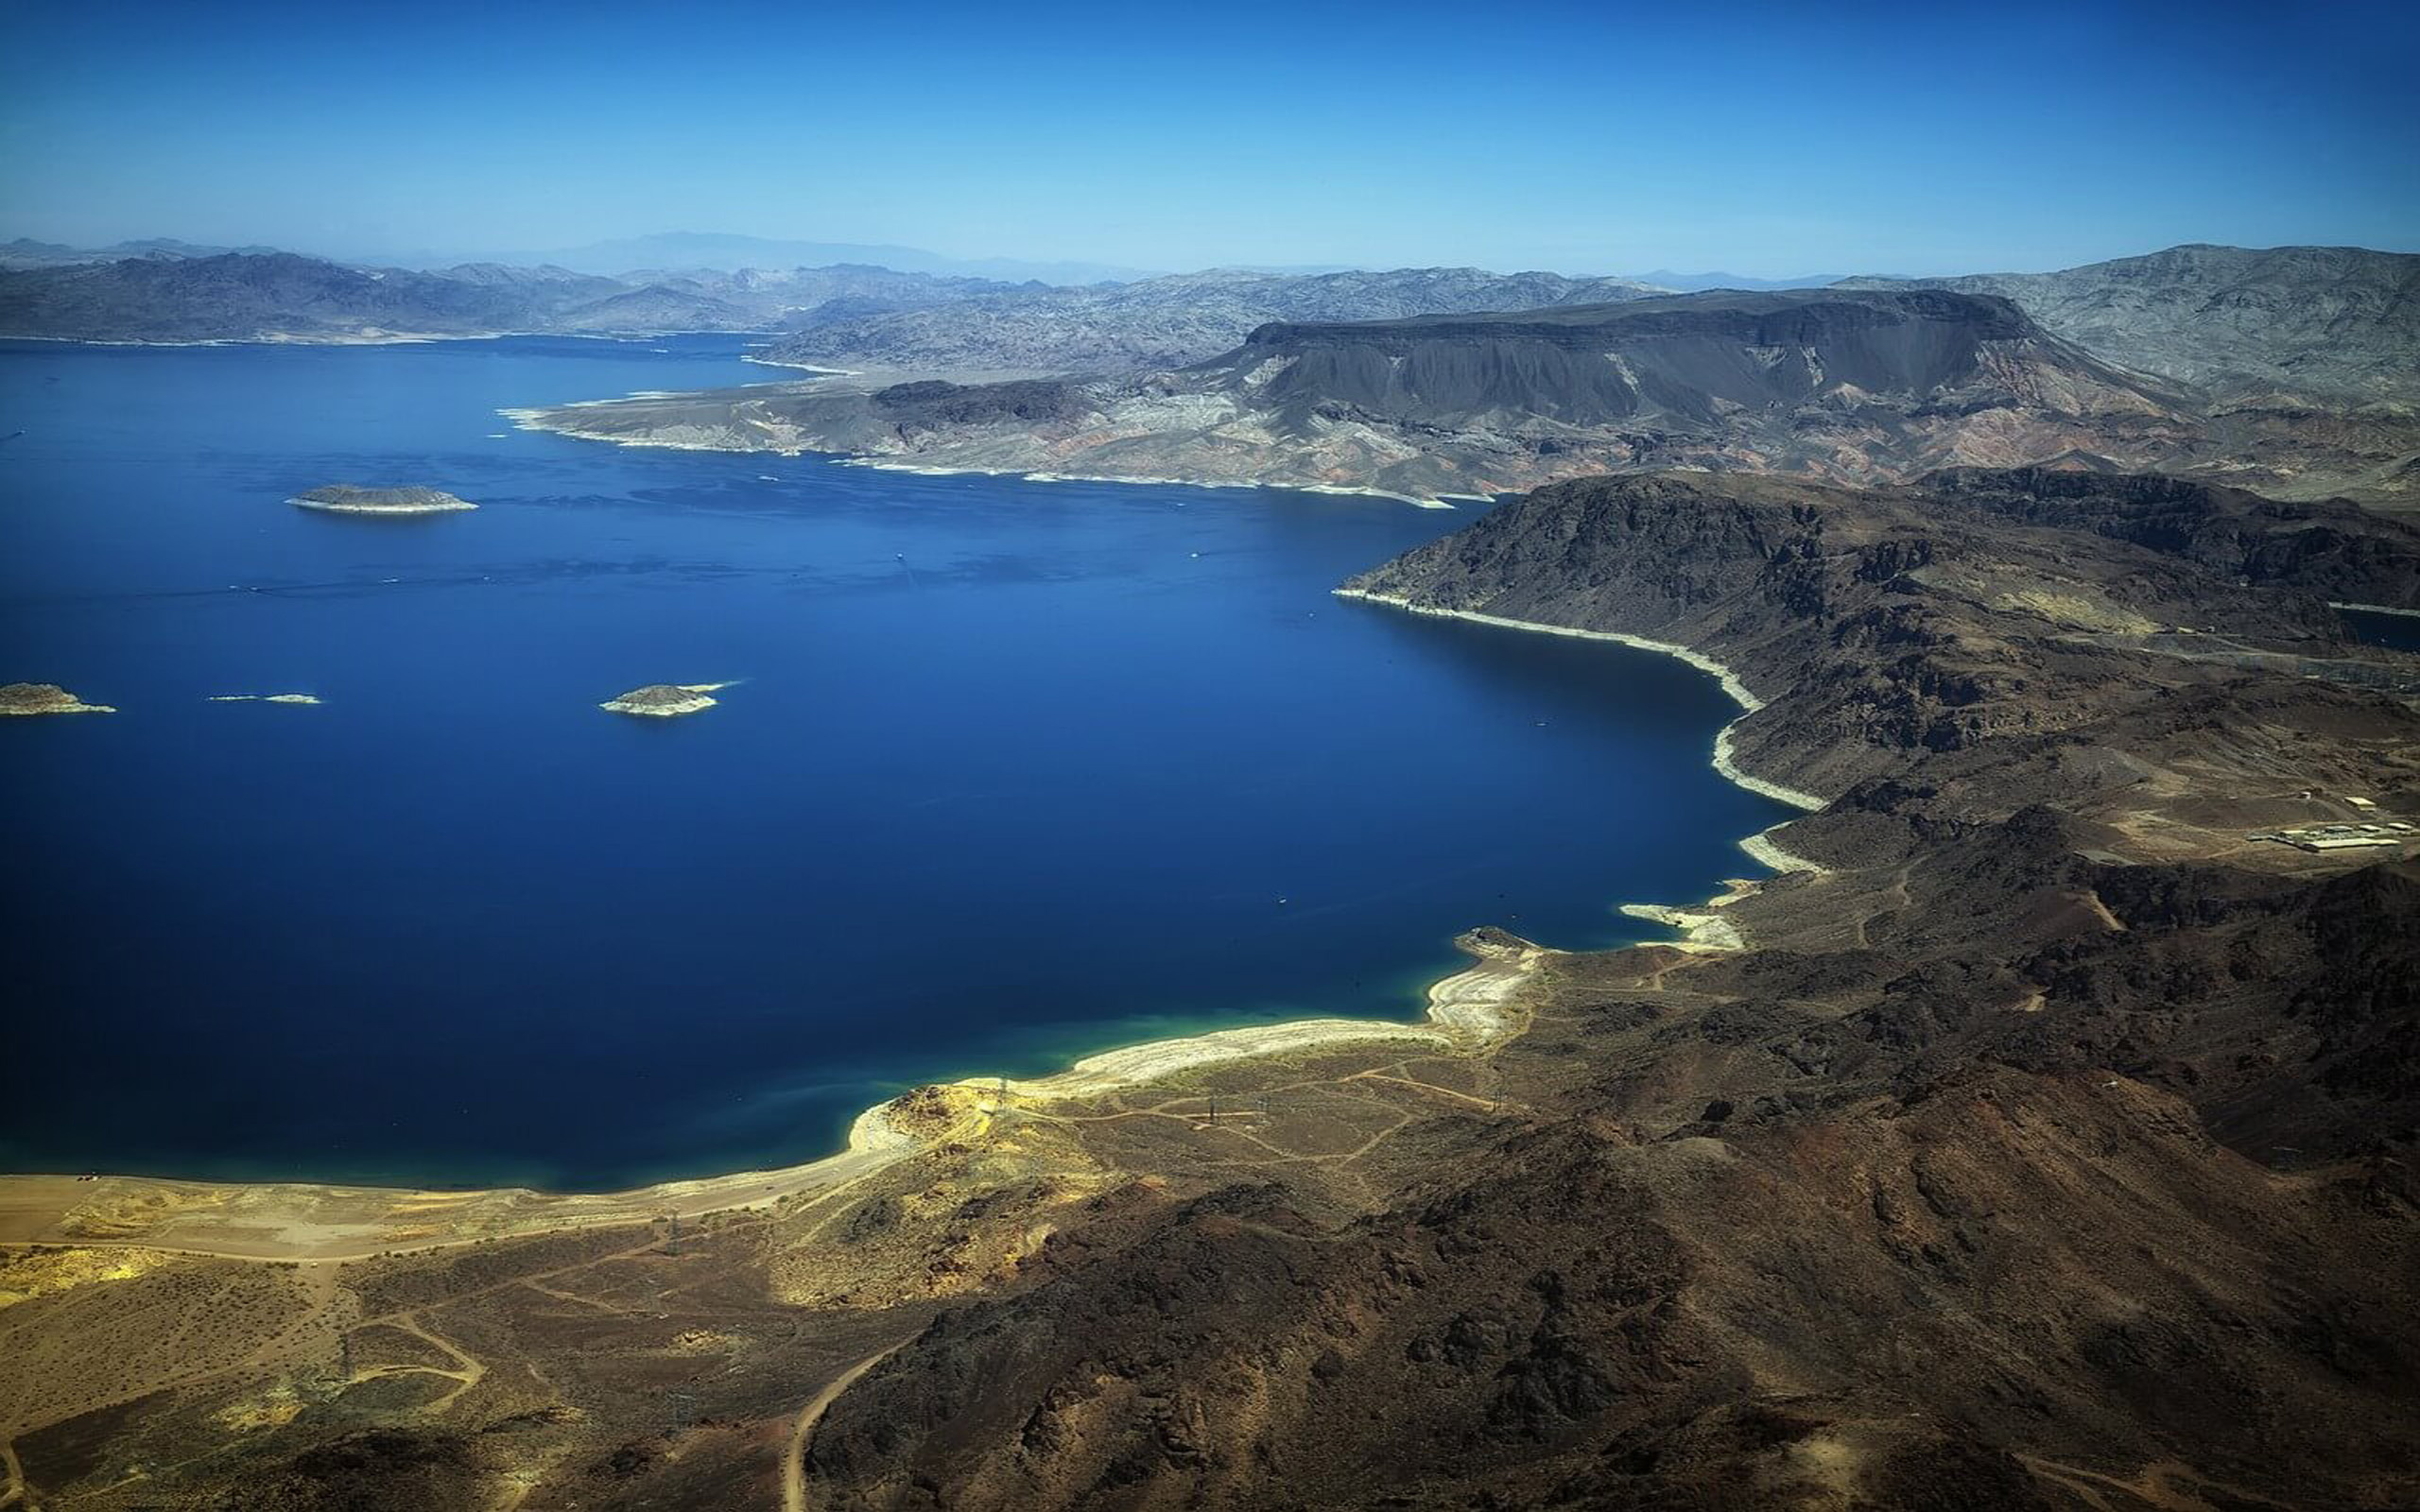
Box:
<box><xmin>0</xmin><ymin>335</ymin><xmax>1790</xmax><ymax>1189</ymax></box>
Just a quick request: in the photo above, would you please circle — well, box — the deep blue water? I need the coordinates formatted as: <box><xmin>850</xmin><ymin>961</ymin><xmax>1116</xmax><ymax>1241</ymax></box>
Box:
<box><xmin>0</xmin><ymin>335</ymin><xmax>1789</xmax><ymax>1190</ymax></box>
<box><xmin>2342</xmin><ymin>606</ymin><xmax>2420</xmax><ymax>652</ymax></box>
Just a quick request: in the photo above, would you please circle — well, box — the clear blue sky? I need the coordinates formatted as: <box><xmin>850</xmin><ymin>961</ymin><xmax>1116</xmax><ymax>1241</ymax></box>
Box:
<box><xmin>3</xmin><ymin>0</ymin><xmax>2413</xmax><ymax>277</ymax></box>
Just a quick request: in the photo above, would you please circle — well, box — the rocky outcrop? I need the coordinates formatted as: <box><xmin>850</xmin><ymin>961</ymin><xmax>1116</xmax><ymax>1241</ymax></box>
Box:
<box><xmin>291</xmin><ymin>485</ymin><xmax>477</xmax><ymax>515</ymax></box>
<box><xmin>0</xmin><ymin>682</ymin><xmax>112</xmax><ymax>715</ymax></box>
<box><xmin>598</xmin><ymin>683</ymin><xmax>719</xmax><ymax>717</ymax></box>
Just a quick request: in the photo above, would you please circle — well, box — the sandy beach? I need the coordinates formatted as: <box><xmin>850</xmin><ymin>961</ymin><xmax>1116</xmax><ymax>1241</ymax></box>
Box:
<box><xmin>967</xmin><ymin>935</ymin><xmax>1538</xmax><ymax>1104</ymax></box>
<box><xmin>0</xmin><ymin>937</ymin><xmax>1542</xmax><ymax>1263</ymax></box>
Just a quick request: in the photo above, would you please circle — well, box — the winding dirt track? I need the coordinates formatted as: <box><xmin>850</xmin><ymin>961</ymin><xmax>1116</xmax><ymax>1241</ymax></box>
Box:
<box><xmin>783</xmin><ymin>1344</ymin><xmax>908</xmax><ymax>1512</ymax></box>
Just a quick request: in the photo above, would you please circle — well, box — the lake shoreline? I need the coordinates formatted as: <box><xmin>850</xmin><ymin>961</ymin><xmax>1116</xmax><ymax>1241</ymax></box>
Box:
<box><xmin>0</xmin><ymin>587</ymin><xmax>1812</xmax><ymax>1252</ymax></box>
<box><xmin>500</xmin><ymin>402</ymin><xmax>1477</xmax><ymax>508</ymax></box>
<box><xmin>0</xmin><ymin>935</ymin><xmax>1543</xmax><ymax>1259</ymax></box>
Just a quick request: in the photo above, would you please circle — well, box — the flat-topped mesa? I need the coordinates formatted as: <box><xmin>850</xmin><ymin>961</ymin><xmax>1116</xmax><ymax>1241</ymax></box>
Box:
<box><xmin>1210</xmin><ymin>287</ymin><xmax>2162</xmax><ymax>430</ymax></box>
<box><xmin>290</xmin><ymin>484</ymin><xmax>476</xmax><ymax>514</ymax></box>
<box><xmin>600</xmin><ymin>683</ymin><xmax>718</xmax><ymax>717</ymax></box>
<box><xmin>0</xmin><ymin>681</ymin><xmax>114</xmax><ymax>715</ymax></box>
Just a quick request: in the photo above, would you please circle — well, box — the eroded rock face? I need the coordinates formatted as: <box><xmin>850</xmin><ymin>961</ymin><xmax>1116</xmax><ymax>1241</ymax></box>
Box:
<box><xmin>598</xmin><ymin>683</ymin><xmax>717</xmax><ymax>717</ymax></box>
<box><xmin>291</xmin><ymin>485</ymin><xmax>476</xmax><ymax>514</ymax></box>
<box><xmin>0</xmin><ymin>681</ymin><xmax>113</xmax><ymax>715</ymax></box>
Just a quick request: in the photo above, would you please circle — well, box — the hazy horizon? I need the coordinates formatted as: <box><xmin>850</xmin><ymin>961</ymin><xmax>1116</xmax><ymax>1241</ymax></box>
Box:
<box><xmin>6</xmin><ymin>0</ymin><xmax>2415</xmax><ymax>281</ymax></box>
<box><xmin>9</xmin><ymin>224</ymin><xmax>2408</xmax><ymax>286</ymax></box>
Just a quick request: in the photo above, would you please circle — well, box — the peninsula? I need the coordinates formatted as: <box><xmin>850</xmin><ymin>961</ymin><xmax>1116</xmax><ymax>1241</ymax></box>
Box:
<box><xmin>515</xmin><ymin>281</ymin><xmax>2420</xmax><ymax>511</ymax></box>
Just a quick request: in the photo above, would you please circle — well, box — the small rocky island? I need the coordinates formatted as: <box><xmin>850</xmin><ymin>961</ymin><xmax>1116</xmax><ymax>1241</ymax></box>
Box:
<box><xmin>599</xmin><ymin>683</ymin><xmax>724</xmax><ymax>717</ymax></box>
<box><xmin>0</xmin><ymin>682</ymin><xmax>114</xmax><ymax>715</ymax></box>
<box><xmin>290</xmin><ymin>485</ymin><xmax>477</xmax><ymax>514</ymax></box>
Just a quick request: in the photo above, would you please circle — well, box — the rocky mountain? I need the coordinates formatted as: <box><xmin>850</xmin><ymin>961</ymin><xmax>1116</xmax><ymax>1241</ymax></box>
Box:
<box><xmin>753</xmin><ymin>266</ymin><xmax>1675</xmax><ymax>375</ymax></box>
<box><xmin>1841</xmin><ymin>244</ymin><xmax>2420</xmax><ymax>405</ymax></box>
<box><xmin>0</xmin><ymin>251</ymin><xmax>1025</xmax><ymax>342</ymax></box>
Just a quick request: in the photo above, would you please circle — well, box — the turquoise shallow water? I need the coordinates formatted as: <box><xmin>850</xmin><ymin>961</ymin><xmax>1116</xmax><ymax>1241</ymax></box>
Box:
<box><xmin>0</xmin><ymin>335</ymin><xmax>1789</xmax><ymax>1189</ymax></box>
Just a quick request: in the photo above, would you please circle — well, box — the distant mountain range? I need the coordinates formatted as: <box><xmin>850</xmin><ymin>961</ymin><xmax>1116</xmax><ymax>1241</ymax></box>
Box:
<box><xmin>435</xmin><ymin>232</ymin><xmax>1160</xmax><ymax>286</ymax></box>
<box><xmin>0</xmin><ymin>252</ymin><xmax>1029</xmax><ymax>343</ymax></box>
<box><xmin>756</xmin><ymin>267</ymin><xmax>1675</xmax><ymax>375</ymax></box>
<box><xmin>1626</xmin><ymin>268</ymin><xmax>1850</xmax><ymax>291</ymax></box>
<box><xmin>0</xmin><ymin>232</ymin><xmax>1152</xmax><ymax>286</ymax></box>
<box><xmin>1</xmin><ymin>236</ymin><xmax>286</xmax><ymax>268</ymax></box>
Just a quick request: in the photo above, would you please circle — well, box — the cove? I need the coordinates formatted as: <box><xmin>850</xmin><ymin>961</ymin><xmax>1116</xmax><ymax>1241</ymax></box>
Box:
<box><xmin>0</xmin><ymin>335</ymin><xmax>1792</xmax><ymax>1190</ymax></box>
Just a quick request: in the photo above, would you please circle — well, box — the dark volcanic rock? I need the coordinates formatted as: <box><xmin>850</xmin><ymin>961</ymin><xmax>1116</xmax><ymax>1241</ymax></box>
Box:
<box><xmin>1923</xmin><ymin>466</ymin><xmax>2420</xmax><ymax>609</ymax></box>
<box><xmin>872</xmin><ymin>379</ymin><xmax>1088</xmax><ymax>425</ymax></box>
<box><xmin>1228</xmin><ymin>289</ymin><xmax>2064</xmax><ymax>428</ymax></box>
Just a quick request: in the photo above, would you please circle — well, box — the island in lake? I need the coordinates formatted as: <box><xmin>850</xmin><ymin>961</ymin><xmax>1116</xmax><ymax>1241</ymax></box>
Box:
<box><xmin>599</xmin><ymin>682</ymin><xmax>725</xmax><ymax>716</ymax></box>
<box><xmin>0</xmin><ymin>681</ymin><xmax>114</xmax><ymax>715</ymax></box>
<box><xmin>289</xmin><ymin>484</ymin><xmax>477</xmax><ymax>514</ymax></box>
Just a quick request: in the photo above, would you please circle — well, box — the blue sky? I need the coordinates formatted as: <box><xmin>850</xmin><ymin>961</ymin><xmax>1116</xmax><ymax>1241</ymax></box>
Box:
<box><xmin>3</xmin><ymin>0</ymin><xmax>2413</xmax><ymax>277</ymax></box>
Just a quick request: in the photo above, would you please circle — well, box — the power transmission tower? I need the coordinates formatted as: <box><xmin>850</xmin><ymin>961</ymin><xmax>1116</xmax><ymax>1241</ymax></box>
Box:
<box><xmin>666</xmin><ymin>1387</ymin><xmax>697</xmax><ymax>1435</ymax></box>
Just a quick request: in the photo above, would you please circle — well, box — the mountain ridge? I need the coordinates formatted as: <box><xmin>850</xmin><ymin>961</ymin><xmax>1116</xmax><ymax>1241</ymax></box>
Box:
<box><xmin>1838</xmin><ymin>243</ymin><xmax>2420</xmax><ymax>404</ymax></box>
